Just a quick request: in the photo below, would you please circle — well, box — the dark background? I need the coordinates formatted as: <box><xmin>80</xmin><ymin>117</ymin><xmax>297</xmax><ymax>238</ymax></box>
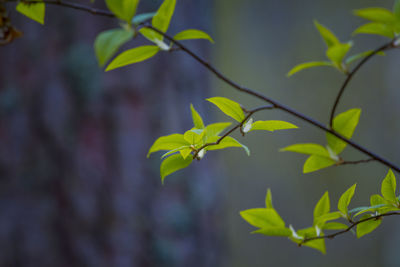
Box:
<box><xmin>1</xmin><ymin>0</ymin><xmax>400</xmax><ymax>266</ymax></box>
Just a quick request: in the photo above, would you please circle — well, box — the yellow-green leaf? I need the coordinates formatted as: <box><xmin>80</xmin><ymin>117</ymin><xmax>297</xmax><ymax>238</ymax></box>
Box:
<box><xmin>160</xmin><ymin>154</ymin><xmax>192</xmax><ymax>183</ymax></box>
<box><xmin>253</xmin><ymin>227</ymin><xmax>291</xmax><ymax>237</ymax></box>
<box><xmin>338</xmin><ymin>184</ymin><xmax>357</xmax><ymax>216</ymax></box>
<box><xmin>313</xmin><ymin>191</ymin><xmax>330</xmax><ymax>224</ymax></box>
<box><xmin>281</xmin><ymin>143</ymin><xmax>330</xmax><ymax>157</ymax></box>
<box><xmin>105</xmin><ymin>0</ymin><xmax>139</xmax><ymax>23</ymax></box>
<box><xmin>151</xmin><ymin>0</ymin><xmax>176</xmax><ymax>40</ymax></box>
<box><xmin>240</xmin><ymin>208</ymin><xmax>285</xmax><ymax>228</ymax></box>
<box><xmin>303</xmin><ymin>155</ymin><xmax>336</xmax><ymax>173</ymax></box>
<box><xmin>174</xmin><ymin>29</ymin><xmax>214</xmax><ymax>43</ymax></box>
<box><xmin>314</xmin><ymin>20</ymin><xmax>340</xmax><ymax>47</ymax></box>
<box><xmin>353</xmin><ymin>22</ymin><xmax>395</xmax><ymax>39</ymax></box>
<box><xmin>322</xmin><ymin>222</ymin><xmax>348</xmax><ymax>230</ymax></box>
<box><xmin>204</xmin><ymin>122</ymin><xmax>231</xmax><ymax>139</ymax></box>
<box><xmin>287</xmin><ymin>61</ymin><xmax>333</xmax><ymax>77</ymax></box>
<box><xmin>346</xmin><ymin>50</ymin><xmax>385</xmax><ymax>65</ymax></box>
<box><xmin>249</xmin><ymin>120</ymin><xmax>298</xmax><ymax>132</ymax></box>
<box><xmin>106</xmin><ymin>45</ymin><xmax>160</xmax><ymax>71</ymax></box>
<box><xmin>356</xmin><ymin>215</ymin><xmax>381</xmax><ymax>238</ymax></box>
<box><xmin>381</xmin><ymin>169</ymin><xmax>398</xmax><ymax>203</ymax></box>
<box><xmin>207</xmin><ymin>97</ymin><xmax>245</xmax><ymax>122</ymax></box>
<box><xmin>16</xmin><ymin>2</ymin><xmax>45</xmax><ymax>25</ymax></box>
<box><xmin>326</xmin><ymin>42</ymin><xmax>353</xmax><ymax>67</ymax></box>
<box><xmin>183</xmin><ymin>129</ymin><xmax>205</xmax><ymax>145</ymax></box>
<box><xmin>326</xmin><ymin>108</ymin><xmax>361</xmax><ymax>155</ymax></box>
<box><xmin>148</xmin><ymin>134</ymin><xmax>189</xmax><ymax>157</ymax></box>
<box><xmin>190</xmin><ymin>104</ymin><xmax>205</xmax><ymax>129</ymax></box>
<box><xmin>265</xmin><ymin>188</ymin><xmax>273</xmax><ymax>209</ymax></box>
<box><xmin>94</xmin><ymin>28</ymin><xmax>134</xmax><ymax>67</ymax></box>
<box><xmin>354</xmin><ymin>8</ymin><xmax>398</xmax><ymax>25</ymax></box>
<box><xmin>206</xmin><ymin>136</ymin><xmax>250</xmax><ymax>156</ymax></box>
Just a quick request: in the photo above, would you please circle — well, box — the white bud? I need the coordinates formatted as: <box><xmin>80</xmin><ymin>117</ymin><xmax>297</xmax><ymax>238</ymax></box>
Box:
<box><xmin>289</xmin><ymin>224</ymin><xmax>303</xmax><ymax>240</ymax></box>
<box><xmin>326</xmin><ymin>146</ymin><xmax>339</xmax><ymax>162</ymax></box>
<box><xmin>198</xmin><ymin>149</ymin><xmax>206</xmax><ymax>159</ymax></box>
<box><xmin>242</xmin><ymin>118</ymin><xmax>253</xmax><ymax>133</ymax></box>
<box><xmin>315</xmin><ymin>225</ymin><xmax>321</xmax><ymax>237</ymax></box>
<box><xmin>155</xmin><ymin>39</ymin><xmax>170</xmax><ymax>51</ymax></box>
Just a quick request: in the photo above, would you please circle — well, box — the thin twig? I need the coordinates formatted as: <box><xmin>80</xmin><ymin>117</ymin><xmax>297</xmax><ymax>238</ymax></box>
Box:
<box><xmin>300</xmin><ymin>212</ymin><xmax>400</xmax><ymax>245</ymax></box>
<box><xmin>340</xmin><ymin>158</ymin><xmax>376</xmax><ymax>165</ymax></box>
<box><xmin>192</xmin><ymin>105</ymin><xmax>275</xmax><ymax>159</ymax></box>
<box><xmin>329</xmin><ymin>41</ymin><xmax>395</xmax><ymax>127</ymax></box>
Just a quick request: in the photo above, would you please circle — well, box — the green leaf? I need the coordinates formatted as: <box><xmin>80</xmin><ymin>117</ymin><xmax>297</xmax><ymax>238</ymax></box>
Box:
<box><xmin>353</xmin><ymin>23</ymin><xmax>395</xmax><ymax>39</ymax></box>
<box><xmin>206</xmin><ymin>136</ymin><xmax>250</xmax><ymax>156</ymax></box>
<box><xmin>106</xmin><ymin>45</ymin><xmax>160</xmax><ymax>71</ymax></box>
<box><xmin>394</xmin><ymin>0</ymin><xmax>400</xmax><ymax>18</ymax></box>
<box><xmin>132</xmin><ymin>12</ymin><xmax>156</xmax><ymax>26</ymax></box>
<box><xmin>353</xmin><ymin>204</ymin><xmax>387</xmax><ymax>217</ymax></box>
<box><xmin>94</xmin><ymin>28</ymin><xmax>134</xmax><ymax>67</ymax></box>
<box><xmin>280</xmin><ymin>143</ymin><xmax>330</xmax><ymax>157</ymax></box>
<box><xmin>16</xmin><ymin>1</ymin><xmax>45</xmax><ymax>25</ymax></box>
<box><xmin>370</xmin><ymin>194</ymin><xmax>387</xmax><ymax>206</ymax></box>
<box><xmin>105</xmin><ymin>0</ymin><xmax>139</xmax><ymax>23</ymax></box>
<box><xmin>249</xmin><ymin>120</ymin><xmax>298</xmax><ymax>132</ymax></box>
<box><xmin>287</xmin><ymin>61</ymin><xmax>333</xmax><ymax>77</ymax></box>
<box><xmin>354</xmin><ymin>8</ymin><xmax>398</xmax><ymax>25</ymax></box>
<box><xmin>295</xmin><ymin>227</ymin><xmax>326</xmax><ymax>254</ymax></box>
<box><xmin>139</xmin><ymin>28</ymin><xmax>171</xmax><ymax>50</ymax></box>
<box><xmin>381</xmin><ymin>169</ymin><xmax>398</xmax><ymax>203</ymax></box>
<box><xmin>160</xmin><ymin>154</ymin><xmax>193</xmax><ymax>183</ymax></box>
<box><xmin>326</xmin><ymin>43</ymin><xmax>352</xmax><ymax>67</ymax></box>
<box><xmin>303</xmin><ymin>155</ymin><xmax>336</xmax><ymax>173</ymax></box>
<box><xmin>315</xmin><ymin>211</ymin><xmax>342</xmax><ymax>226</ymax></box>
<box><xmin>313</xmin><ymin>191</ymin><xmax>330</xmax><ymax>224</ymax></box>
<box><xmin>174</xmin><ymin>29</ymin><xmax>214</xmax><ymax>43</ymax></box>
<box><xmin>161</xmin><ymin>146</ymin><xmax>190</xmax><ymax>159</ymax></box>
<box><xmin>265</xmin><ymin>188</ymin><xmax>273</xmax><ymax>209</ymax></box>
<box><xmin>148</xmin><ymin>134</ymin><xmax>189</xmax><ymax>157</ymax></box>
<box><xmin>322</xmin><ymin>222</ymin><xmax>348</xmax><ymax>230</ymax></box>
<box><xmin>338</xmin><ymin>184</ymin><xmax>357</xmax><ymax>216</ymax></box>
<box><xmin>183</xmin><ymin>129</ymin><xmax>205</xmax><ymax>145</ymax></box>
<box><xmin>326</xmin><ymin>108</ymin><xmax>361</xmax><ymax>155</ymax></box>
<box><xmin>314</xmin><ymin>20</ymin><xmax>340</xmax><ymax>47</ymax></box>
<box><xmin>240</xmin><ymin>208</ymin><xmax>285</xmax><ymax>228</ymax></box>
<box><xmin>204</xmin><ymin>122</ymin><xmax>232</xmax><ymax>139</ymax></box>
<box><xmin>346</xmin><ymin>50</ymin><xmax>385</xmax><ymax>65</ymax></box>
<box><xmin>151</xmin><ymin>0</ymin><xmax>176</xmax><ymax>40</ymax></box>
<box><xmin>190</xmin><ymin>104</ymin><xmax>205</xmax><ymax>129</ymax></box>
<box><xmin>207</xmin><ymin>97</ymin><xmax>245</xmax><ymax>122</ymax></box>
<box><xmin>356</xmin><ymin>215</ymin><xmax>381</xmax><ymax>238</ymax></box>
<box><xmin>253</xmin><ymin>227</ymin><xmax>291</xmax><ymax>237</ymax></box>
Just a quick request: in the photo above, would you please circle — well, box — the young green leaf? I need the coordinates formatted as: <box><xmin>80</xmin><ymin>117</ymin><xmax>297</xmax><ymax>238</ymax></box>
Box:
<box><xmin>94</xmin><ymin>28</ymin><xmax>134</xmax><ymax>67</ymax></box>
<box><xmin>206</xmin><ymin>136</ymin><xmax>250</xmax><ymax>156</ymax></box>
<box><xmin>252</xmin><ymin>227</ymin><xmax>291</xmax><ymax>237</ymax></box>
<box><xmin>356</xmin><ymin>214</ymin><xmax>381</xmax><ymax>238</ymax></box>
<box><xmin>322</xmin><ymin>222</ymin><xmax>348</xmax><ymax>230</ymax></box>
<box><xmin>161</xmin><ymin>146</ymin><xmax>191</xmax><ymax>159</ymax></box>
<box><xmin>160</xmin><ymin>153</ymin><xmax>193</xmax><ymax>183</ymax></box>
<box><xmin>249</xmin><ymin>120</ymin><xmax>298</xmax><ymax>132</ymax></box>
<box><xmin>105</xmin><ymin>0</ymin><xmax>139</xmax><ymax>23</ymax></box>
<box><xmin>353</xmin><ymin>23</ymin><xmax>395</xmax><ymax>39</ymax></box>
<box><xmin>148</xmin><ymin>134</ymin><xmax>189</xmax><ymax>157</ymax></box>
<box><xmin>190</xmin><ymin>104</ymin><xmax>205</xmax><ymax>129</ymax></box>
<box><xmin>313</xmin><ymin>191</ymin><xmax>330</xmax><ymax>224</ymax></box>
<box><xmin>338</xmin><ymin>183</ymin><xmax>357</xmax><ymax>216</ymax></box>
<box><xmin>314</xmin><ymin>20</ymin><xmax>340</xmax><ymax>48</ymax></box>
<box><xmin>394</xmin><ymin>0</ymin><xmax>400</xmax><ymax>18</ymax></box>
<box><xmin>304</xmin><ymin>155</ymin><xmax>336</xmax><ymax>173</ymax></box>
<box><xmin>151</xmin><ymin>0</ymin><xmax>176</xmax><ymax>41</ymax></box>
<box><xmin>204</xmin><ymin>122</ymin><xmax>232</xmax><ymax>139</ymax></box>
<box><xmin>132</xmin><ymin>12</ymin><xmax>156</xmax><ymax>26</ymax></box>
<box><xmin>326</xmin><ymin>42</ymin><xmax>352</xmax><ymax>68</ymax></box>
<box><xmin>207</xmin><ymin>97</ymin><xmax>245</xmax><ymax>122</ymax></box>
<box><xmin>381</xmin><ymin>169</ymin><xmax>398</xmax><ymax>204</ymax></box>
<box><xmin>326</xmin><ymin>108</ymin><xmax>361</xmax><ymax>155</ymax></box>
<box><xmin>240</xmin><ymin>208</ymin><xmax>285</xmax><ymax>228</ymax></box>
<box><xmin>345</xmin><ymin>50</ymin><xmax>385</xmax><ymax>65</ymax></box>
<box><xmin>315</xmin><ymin>211</ymin><xmax>342</xmax><ymax>226</ymax></box>
<box><xmin>354</xmin><ymin>8</ymin><xmax>398</xmax><ymax>25</ymax></box>
<box><xmin>183</xmin><ymin>129</ymin><xmax>205</xmax><ymax>145</ymax></box>
<box><xmin>173</xmin><ymin>29</ymin><xmax>214</xmax><ymax>43</ymax></box>
<box><xmin>265</xmin><ymin>188</ymin><xmax>273</xmax><ymax>209</ymax></box>
<box><xmin>139</xmin><ymin>28</ymin><xmax>171</xmax><ymax>50</ymax></box>
<box><xmin>295</xmin><ymin>227</ymin><xmax>326</xmax><ymax>254</ymax></box>
<box><xmin>280</xmin><ymin>143</ymin><xmax>330</xmax><ymax>157</ymax></box>
<box><xmin>287</xmin><ymin>61</ymin><xmax>333</xmax><ymax>77</ymax></box>
<box><xmin>16</xmin><ymin>1</ymin><xmax>45</xmax><ymax>25</ymax></box>
<box><xmin>106</xmin><ymin>45</ymin><xmax>160</xmax><ymax>71</ymax></box>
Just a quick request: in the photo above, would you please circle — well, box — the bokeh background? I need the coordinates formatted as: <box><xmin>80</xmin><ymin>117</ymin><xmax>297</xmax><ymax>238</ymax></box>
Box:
<box><xmin>1</xmin><ymin>0</ymin><xmax>400</xmax><ymax>266</ymax></box>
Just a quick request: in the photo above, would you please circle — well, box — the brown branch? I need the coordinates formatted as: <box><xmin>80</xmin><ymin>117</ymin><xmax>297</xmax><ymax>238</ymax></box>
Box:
<box><xmin>339</xmin><ymin>158</ymin><xmax>376</xmax><ymax>165</ymax></box>
<box><xmin>192</xmin><ymin>105</ymin><xmax>275</xmax><ymax>159</ymax></box>
<box><xmin>300</xmin><ymin>212</ymin><xmax>400</xmax><ymax>245</ymax></box>
<box><xmin>329</xmin><ymin>41</ymin><xmax>395</xmax><ymax>127</ymax></box>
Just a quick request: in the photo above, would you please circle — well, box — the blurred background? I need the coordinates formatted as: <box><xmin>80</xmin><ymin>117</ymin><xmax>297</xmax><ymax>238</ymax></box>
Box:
<box><xmin>0</xmin><ymin>0</ymin><xmax>400</xmax><ymax>266</ymax></box>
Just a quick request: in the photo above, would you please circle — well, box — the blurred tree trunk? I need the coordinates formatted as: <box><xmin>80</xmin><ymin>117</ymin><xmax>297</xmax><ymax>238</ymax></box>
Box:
<box><xmin>0</xmin><ymin>1</ymin><xmax>223</xmax><ymax>267</ymax></box>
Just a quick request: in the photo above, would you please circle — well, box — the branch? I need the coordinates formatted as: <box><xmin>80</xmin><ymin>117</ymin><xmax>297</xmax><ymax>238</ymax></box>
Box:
<box><xmin>329</xmin><ymin>41</ymin><xmax>395</xmax><ymax>127</ymax></box>
<box><xmin>2</xmin><ymin>0</ymin><xmax>115</xmax><ymax>17</ymax></box>
<box><xmin>339</xmin><ymin>158</ymin><xmax>376</xmax><ymax>165</ymax></box>
<box><xmin>192</xmin><ymin>105</ymin><xmax>275</xmax><ymax>159</ymax></box>
<box><xmin>300</xmin><ymin>212</ymin><xmax>400</xmax><ymax>245</ymax></box>
<box><xmin>143</xmin><ymin>24</ymin><xmax>400</xmax><ymax>173</ymax></box>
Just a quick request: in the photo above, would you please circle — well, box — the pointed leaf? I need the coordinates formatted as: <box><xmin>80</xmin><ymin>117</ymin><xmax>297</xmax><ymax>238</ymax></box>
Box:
<box><xmin>314</xmin><ymin>191</ymin><xmax>330</xmax><ymax>224</ymax></box>
<box><xmin>303</xmin><ymin>155</ymin><xmax>336</xmax><ymax>173</ymax></box>
<box><xmin>160</xmin><ymin>154</ymin><xmax>193</xmax><ymax>183</ymax></box>
<box><xmin>326</xmin><ymin>43</ymin><xmax>352</xmax><ymax>67</ymax></box>
<box><xmin>326</xmin><ymin>108</ymin><xmax>361</xmax><ymax>155</ymax></box>
<box><xmin>253</xmin><ymin>227</ymin><xmax>291</xmax><ymax>237</ymax></box>
<box><xmin>249</xmin><ymin>120</ymin><xmax>298</xmax><ymax>132</ymax></box>
<box><xmin>322</xmin><ymin>222</ymin><xmax>348</xmax><ymax>230</ymax></box>
<box><xmin>353</xmin><ymin>23</ymin><xmax>395</xmax><ymax>39</ymax></box>
<box><xmin>381</xmin><ymin>169</ymin><xmax>398</xmax><ymax>203</ymax></box>
<box><xmin>338</xmin><ymin>184</ymin><xmax>357</xmax><ymax>216</ymax></box>
<box><xmin>314</xmin><ymin>20</ymin><xmax>340</xmax><ymax>47</ymax></box>
<box><xmin>148</xmin><ymin>134</ymin><xmax>189</xmax><ymax>157</ymax></box>
<box><xmin>151</xmin><ymin>0</ymin><xmax>176</xmax><ymax>40</ymax></box>
<box><xmin>206</xmin><ymin>136</ymin><xmax>250</xmax><ymax>156</ymax></box>
<box><xmin>132</xmin><ymin>12</ymin><xmax>156</xmax><ymax>26</ymax></box>
<box><xmin>346</xmin><ymin>50</ymin><xmax>385</xmax><ymax>65</ymax></box>
<box><xmin>240</xmin><ymin>208</ymin><xmax>285</xmax><ymax>228</ymax></box>
<box><xmin>105</xmin><ymin>0</ymin><xmax>139</xmax><ymax>22</ymax></box>
<box><xmin>174</xmin><ymin>29</ymin><xmax>214</xmax><ymax>43</ymax></box>
<box><xmin>190</xmin><ymin>104</ymin><xmax>205</xmax><ymax>129</ymax></box>
<box><xmin>207</xmin><ymin>97</ymin><xmax>245</xmax><ymax>122</ymax></box>
<box><xmin>94</xmin><ymin>28</ymin><xmax>134</xmax><ymax>67</ymax></box>
<box><xmin>204</xmin><ymin>122</ymin><xmax>232</xmax><ymax>139</ymax></box>
<box><xmin>16</xmin><ymin>2</ymin><xmax>45</xmax><ymax>24</ymax></box>
<box><xmin>394</xmin><ymin>0</ymin><xmax>400</xmax><ymax>18</ymax></box>
<box><xmin>265</xmin><ymin>188</ymin><xmax>273</xmax><ymax>209</ymax></box>
<box><xmin>106</xmin><ymin>45</ymin><xmax>160</xmax><ymax>71</ymax></box>
<box><xmin>280</xmin><ymin>143</ymin><xmax>330</xmax><ymax>157</ymax></box>
<box><xmin>183</xmin><ymin>129</ymin><xmax>205</xmax><ymax>145</ymax></box>
<box><xmin>287</xmin><ymin>61</ymin><xmax>333</xmax><ymax>77</ymax></box>
<box><xmin>356</xmin><ymin>215</ymin><xmax>381</xmax><ymax>238</ymax></box>
<box><xmin>354</xmin><ymin>8</ymin><xmax>398</xmax><ymax>25</ymax></box>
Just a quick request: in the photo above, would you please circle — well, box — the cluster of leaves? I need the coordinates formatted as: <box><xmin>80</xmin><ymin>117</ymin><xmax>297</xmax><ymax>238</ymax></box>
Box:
<box><xmin>241</xmin><ymin>170</ymin><xmax>400</xmax><ymax>254</ymax></box>
<box><xmin>281</xmin><ymin>108</ymin><xmax>361</xmax><ymax>173</ymax></box>
<box><xmin>148</xmin><ymin>97</ymin><xmax>297</xmax><ymax>183</ymax></box>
